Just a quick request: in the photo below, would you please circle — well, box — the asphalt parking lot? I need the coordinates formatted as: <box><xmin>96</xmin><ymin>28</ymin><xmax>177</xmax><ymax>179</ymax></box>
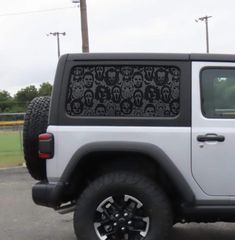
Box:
<box><xmin>1</xmin><ymin>167</ymin><xmax>235</xmax><ymax>240</ymax></box>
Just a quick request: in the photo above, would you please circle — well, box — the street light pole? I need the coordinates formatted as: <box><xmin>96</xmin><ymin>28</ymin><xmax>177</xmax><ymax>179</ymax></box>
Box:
<box><xmin>47</xmin><ymin>32</ymin><xmax>66</xmax><ymax>58</ymax></box>
<box><xmin>72</xmin><ymin>0</ymin><xmax>90</xmax><ymax>53</ymax></box>
<box><xmin>195</xmin><ymin>16</ymin><xmax>212</xmax><ymax>53</ymax></box>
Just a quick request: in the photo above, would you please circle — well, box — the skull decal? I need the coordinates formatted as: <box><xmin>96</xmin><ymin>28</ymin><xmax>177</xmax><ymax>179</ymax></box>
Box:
<box><xmin>106</xmin><ymin>103</ymin><xmax>116</xmax><ymax>116</ymax></box>
<box><xmin>84</xmin><ymin>90</ymin><xmax>94</xmax><ymax>107</ymax></box>
<box><xmin>170</xmin><ymin>100</ymin><xmax>180</xmax><ymax>115</ymax></box>
<box><xmin>155</xmin><ymin>68</ymin><xmax>168</xmax><ymax>85</ymax></box>
<box><xmin>83</xmin><ymin>72</ymin><xmax>94</xmax><ymax>88</ymax></box>
<box><xmin>133</xmin><ymin>90</ymin><xmax>143</xmax><ymax>107</ymax></box>
<box><xmin>73</xmin><ymin>67</ymin><xmax>84</xmax><ymax>77</ymax></box>
<box><xmin>105</xmin><ymin>68</ymin><xmax>119</xmax><ymax>86</ymax></box>
<box><xmin>121</xmin><ymin>81</ymin><xmax>134</xmax><ymax>99</ymax></box>
<box><xmin>171</xmin><ymin>84</ymin><xmax>179</xmax><ymax>99</ymax></box>
<box><xmin>71</xmin><ymin>81</ymin><xmax>84</xmax><ymax>99</ymax></box>
<box><xmin>156</xmin><ymin>101</ymin><xmax>165</xmax><ymax>117</ymax></box>
<box><xmin>170</xmin><ymin>67</ymin><xmax>180</xmax><ymax>81</ymax></box>
<box><xmin>95</xmin><ymin>66</ymin><xmax>104</xmax><ymax>81</ymax></box>
<box><xmin>95</xmin><ymin>104</ymin><xmax>106</xmax><ymax>116</ymax></box>
<box><xmin>121</xmin><ymin>66</ymin><xmax>133</xmax><ymax>81</ymax></box>
<box><xmin>83</xmin><ymin>109</ymin><xmax>95</xmax><ymax>116</ymax></box>
<box><xmin>144</xmin><ymin>104</ymin><xmax>155</xmax><ymax>117</ymax></box>
<box><xmin>144</xmin><ymin>66</ymin><xmax>153</xmax><ymax>83</ymax></box>
<box><xmin>161</xmin><ymin>86</ymin><xmax>171</xmax><ymax>103</ymax></box>
<box><xmin>95</xmin><ymin>85</ymin><xmax>110</xmax><ymax>103</ymax></box>
<box><xmin>145</xmin><ymin>85</ymin><xmax>159</xmax><ymax>102</ymax></box>
<box><xmin>71</xmin><ymin>99</ymin><xmax>83</xmax><ymax>115</ymax></box>
<box><xmin>112</xmin><ymin>86</ymin><xmax>121</xmax><ymax>103</ymax></box>
<box><xmin>121</xmin><ymin>100</ymin><xmax>133</xmax><ymax>114</ymax></box>
<box><xmin>132</xmin><ymin>72</ymin><xmax>143</xmax><ymax>88</ymax></box>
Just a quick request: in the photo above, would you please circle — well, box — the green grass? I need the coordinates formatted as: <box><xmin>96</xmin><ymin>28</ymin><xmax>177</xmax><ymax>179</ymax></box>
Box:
<box><xmin>0</xmin><ymin>131</ymin><xmax>24</xmax><ymax>168</ymax></box>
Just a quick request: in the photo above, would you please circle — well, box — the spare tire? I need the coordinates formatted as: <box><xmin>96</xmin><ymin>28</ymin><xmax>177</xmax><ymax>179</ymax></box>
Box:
<box><xmin>23</xmin><ymin>96</ymin><xmax>51</xmax><ymax>180</ymax></box>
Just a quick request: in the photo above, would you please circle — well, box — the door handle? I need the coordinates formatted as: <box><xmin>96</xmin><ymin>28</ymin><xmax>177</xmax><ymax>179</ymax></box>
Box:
<box><xmin>197</xmin><ymin>134</ymin><xmax>225</xmax><ymax>142</ymax></box>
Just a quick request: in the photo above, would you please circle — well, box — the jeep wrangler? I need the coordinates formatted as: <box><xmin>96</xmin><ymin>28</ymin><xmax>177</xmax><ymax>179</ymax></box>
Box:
<box><xmin>23</xmin><ymin>53</ymin><xmax>235</xmax><ymax>240</ymax></box>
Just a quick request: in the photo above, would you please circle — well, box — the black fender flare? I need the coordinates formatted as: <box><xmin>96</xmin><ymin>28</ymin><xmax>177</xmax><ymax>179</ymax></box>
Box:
<box><xmin>60</xmin><ymin>141</ymin><xmax>195</xmax><ymax>204</ymax></box>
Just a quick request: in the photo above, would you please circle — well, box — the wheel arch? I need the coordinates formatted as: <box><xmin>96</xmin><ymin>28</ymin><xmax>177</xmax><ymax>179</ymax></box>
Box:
<box><xmin>60</xmin><ymin>142</ymin><xmax>195</xmax><ymax>205</ymax></box>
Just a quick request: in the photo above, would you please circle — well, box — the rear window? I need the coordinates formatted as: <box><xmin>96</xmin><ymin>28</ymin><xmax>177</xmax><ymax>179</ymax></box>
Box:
<box><xmin>65</xmin><ymin>65</ymin><xmax>180</xmax><ymax>118</ymax></box>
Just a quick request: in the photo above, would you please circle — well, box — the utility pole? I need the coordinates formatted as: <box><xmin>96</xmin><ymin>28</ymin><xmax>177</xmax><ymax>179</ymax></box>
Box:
<box><xmin>195</xmin><ymin>16</ymin><xmax>212</xmax><ymax>53</ymax></box>
<box><xmin>72</xmin><ymin>0</ymin><xmax>90</xmax><ymax>53</ymax></box>
<box><xmin>47</xmin><ymin>32</ymin><xmax>66</xmax><ymax>58</ymax></box>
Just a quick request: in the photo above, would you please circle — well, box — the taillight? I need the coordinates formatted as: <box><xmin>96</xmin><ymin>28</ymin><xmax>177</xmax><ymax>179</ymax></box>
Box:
<box><xmin>38</xmin><ymin>133</ymin><xmax>54</xmax><ymax>159</ymax></box>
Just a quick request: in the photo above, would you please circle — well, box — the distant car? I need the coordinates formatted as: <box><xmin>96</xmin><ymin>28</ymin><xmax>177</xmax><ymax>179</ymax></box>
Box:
<box><xmin>23</xmin><ymin>53</ymin><xmax>235</xmax><ymax>240</ymax></box>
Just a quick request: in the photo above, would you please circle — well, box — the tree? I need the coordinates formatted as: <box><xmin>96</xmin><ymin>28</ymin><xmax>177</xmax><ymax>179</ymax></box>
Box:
<box><xmin>0</xmin><ymin>90</ymin><xmax>12</xmax><ymax>112</ymax></box>
<box><xmin>38</xmin><ymin>82</ymin><xmax>52</xmax><ymax>96</ymax></box>
<box><xmin>14</xmin><ymin>85</ymin><xmax>38</xmax><ymax>110</ymax></box>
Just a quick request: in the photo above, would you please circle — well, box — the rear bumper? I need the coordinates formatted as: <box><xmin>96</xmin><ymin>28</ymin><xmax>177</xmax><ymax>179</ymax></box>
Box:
<box><xmin>32</xmin><ymin>181</ymin><xmax>65</xmax><ymax>208</ymax></box>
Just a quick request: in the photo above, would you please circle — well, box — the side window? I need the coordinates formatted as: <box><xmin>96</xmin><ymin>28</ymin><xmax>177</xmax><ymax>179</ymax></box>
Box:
<box><xmin>201</xmin><ymin>68</ymin><xmax>235</xmax><ymax>118</ymax></box>
<box><xmin>66</xmin><ymin>65</ymin><xmax>180</xmax><ymax>118</ymax></box>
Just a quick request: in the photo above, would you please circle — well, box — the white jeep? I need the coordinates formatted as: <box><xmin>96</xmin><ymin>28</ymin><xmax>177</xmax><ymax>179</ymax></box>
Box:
<box><xmin>23</xmin><ymin>53</ymin><xmax>235</xmax><ymax>240</ymax></box>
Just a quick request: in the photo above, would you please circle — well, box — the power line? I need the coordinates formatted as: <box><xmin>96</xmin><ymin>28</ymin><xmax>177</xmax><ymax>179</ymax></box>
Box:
<box><xmin>0</xmin><ymin>6</ymin><xmax>75</xmax><ymax>17</ymax></box>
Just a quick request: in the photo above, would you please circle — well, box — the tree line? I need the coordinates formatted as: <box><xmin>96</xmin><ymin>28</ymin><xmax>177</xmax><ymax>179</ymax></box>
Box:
<box><xmin>0</xmin><ymin>82</ymin><xmax>52</xmax><ymax>113</ymax></box>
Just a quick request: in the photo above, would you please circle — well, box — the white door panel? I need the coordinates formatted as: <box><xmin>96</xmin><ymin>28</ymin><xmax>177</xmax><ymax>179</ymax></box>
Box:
<box><xmin>192</xmin><ymin>62</ymin><xmax>235</xmax><ymax>196</ymax></box>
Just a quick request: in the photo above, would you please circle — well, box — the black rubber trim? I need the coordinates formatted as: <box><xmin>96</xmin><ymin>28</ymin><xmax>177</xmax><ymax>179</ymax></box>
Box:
<box><xmin>60</xmin><ymin>142</ymin><xmax>195</xmax><ymax>204</ymax></box>
<box><xmin>32</xmin><ymin>181</ymin><xmax>65</xmax><ymax>208</ymax></box>
<box><xmin>49</xmin><ymin>54</ymin><xmax>68</xmax><ymax>125</ymax></box>
<box><xmin>67</xmin><ymin>53</ymin><xmax>235</xmax><ymax>62</ymax></box>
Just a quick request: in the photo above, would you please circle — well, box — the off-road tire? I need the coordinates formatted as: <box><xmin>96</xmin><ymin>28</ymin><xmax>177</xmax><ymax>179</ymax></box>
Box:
<box><xmin>74</xmin><ymin>171</ymin><xmax>173</xmax><ymax>240</ymax></box>
<box><xmin>23</xmin><ymin>96</ymin><xmax>50</xmax><ymax>180</ymax></box>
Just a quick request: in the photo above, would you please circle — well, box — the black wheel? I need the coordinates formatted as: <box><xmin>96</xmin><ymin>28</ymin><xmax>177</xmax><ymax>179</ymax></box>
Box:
<box><xmin>23</xmin><ymin>96</ymin><xmax>51</xmax><ymax>180</ymax></box>
<box><xmin>74</xmin><ymin>172</ymin><xmax>172</xmax><ymax>240</ymax></box>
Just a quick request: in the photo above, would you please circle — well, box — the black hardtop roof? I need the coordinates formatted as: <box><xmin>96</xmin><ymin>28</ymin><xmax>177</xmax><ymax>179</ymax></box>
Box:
<box><xmin>66</xmin><ymin>53</ymin><xmax>235</xmax><ymax>62</ymax></box>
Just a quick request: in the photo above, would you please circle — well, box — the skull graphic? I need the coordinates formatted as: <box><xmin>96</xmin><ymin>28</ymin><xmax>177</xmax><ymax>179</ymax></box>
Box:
<box><xmin>105</xmin><ymin>68</ymin><xmax>119</xmax><ymax>86</ymax></box>
<box><xmin>171</xmin><ymin>84</ymin><xmax>179</xmax><ymax>99</ymax></box>
<box><xmin>121</xmin><ymin>66</ymin><xmax>133</xmax><ymax>81</ymax></box>
<box><xmin>71</xmin><ymin>99</ymin><xmax>83</xmax><ymax>115</ymax></box>
<box><xmin>95</xmin><ymin>66</ymin><xmax>104</xmax><ymax>81</ymax></box>
<box><xmin>144</xmin><ymin>66</ymin><xmax>154</xmax><ymax>83</ymax></box>
<box><xmin>73</xmin><ymin>67</ymin><xmax>84</xmax><ymax>76</ymax></box>
<box><xmin>120</xmin><ymin>100</ymin><xmax>133</xmax><ymax>115</ymax></box>
<box><xmin>121</xmin><ymin>81</ymin><xmax>134</xmax><ymax>99</ymax></box>
<box><xmin>170</xmin><ymin>67</ymin><xmax>180</xmax><ymax>81</ymax></box>
<box><xmin>83</xmin><ymin>109</ymin><xmax>95</xmax><ymax>116</ymax></box>
<box><xmin>132</xmin><ymin>72</ymin><xmax>143</xmax><ymax>88</ymax></box>
<box><xmin>84</xmin><ymin>90</ymin><xmax>94</xmax><ymax>107</ymax></box>
<box><xmin>155</xmin><ymin>68</ymin><xmax>168</xmax><ymax>85</ymax></box>
<box><xmin>112</xmin><ymin>86</ymin><xmax>121</xmax><ymax>103</ymax></box>
<box><xmin>145</xmin><ymin>85</ymin><xmax>159</xmax><ymax>102</ymax></box>
<box><xmin>95</xmin><ymin>104</ymin><xmax>106</xmax><ymax>116</ymax></box>
<box><xmin>156</xmin><ymin>101</ymin><xmax>165</xmax><ymax>117</ymax></box>
<box><xmin>161</xmin><ymin>86</ymin><xmax>171</xmax><ymax>103</ymax></box>
<box><xmin>83</xmin><ymin>72</ymin><xmax>94</xmax><ymax>88</ymax></box>
<box><xmin>95</xmin><ymin>86</ymin><xmax>110</xmax><ymax>103</ymax></box>
<box><xmin>144</xmin><ymin>104</ymin><xmax>155</xmax><ymax>117</ymax></box>
<box><xmin>133</xmin><ymin>90</ymin><xmax>143</xmax><ymax>107</ymax></box>
<box><xmin>106</xmin><ymin>103</ymin><xmax>116</xmax><ymax>116</ymax></box>
<box><xmin>170</xmin><ymin>100</ymin><xmax>180</xmax><ymax>115</ymax></box>
<box><xmin>72</xmin><ymin>81</ymin><xmax>84</xmax><ymax>99</ymax></box>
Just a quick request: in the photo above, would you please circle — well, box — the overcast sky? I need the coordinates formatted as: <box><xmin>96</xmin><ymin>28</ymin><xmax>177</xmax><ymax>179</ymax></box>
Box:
<box><xmin>0</xmin><ymin>0</ymin><xmax>235</xmax><ymax>95</ymax></box>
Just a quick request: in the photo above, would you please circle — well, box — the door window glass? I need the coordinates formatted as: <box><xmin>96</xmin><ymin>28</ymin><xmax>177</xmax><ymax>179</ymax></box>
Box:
<box><xmin>201</xmin><ymin>68</ymin><xmax>235</xmax><ymax>118</ymax></box>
